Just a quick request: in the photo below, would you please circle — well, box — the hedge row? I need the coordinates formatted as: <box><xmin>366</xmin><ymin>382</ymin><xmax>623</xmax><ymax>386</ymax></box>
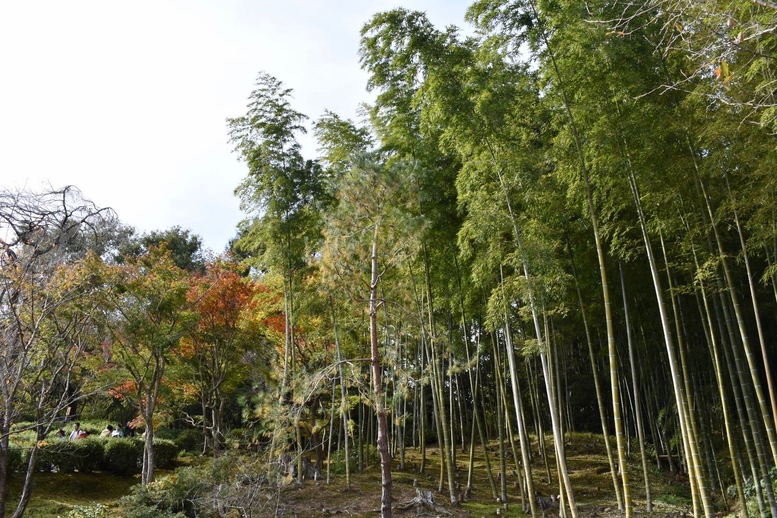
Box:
<box><xmin>7</xmin><ymin>437</ymin><xmax>180</xmax><ymax>476</ymax></box>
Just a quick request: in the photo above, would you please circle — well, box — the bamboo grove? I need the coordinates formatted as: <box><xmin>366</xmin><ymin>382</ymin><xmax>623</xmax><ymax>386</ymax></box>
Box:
<box><xmin>226</xmin><ymin>0</ymin><xmax>777</xmax><ymax>515</ymax></box>
<box><xmin>2</xmin><ymin>0</ymin><xmax>776</xmax><ymax>517</ymax></box>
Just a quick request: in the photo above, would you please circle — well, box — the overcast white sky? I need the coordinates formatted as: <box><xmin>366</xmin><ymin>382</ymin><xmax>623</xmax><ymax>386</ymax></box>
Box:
<box><xmin>0</xmin><ymin>1</ymin><xmax>472</xmax><ymax>253</ymax></box>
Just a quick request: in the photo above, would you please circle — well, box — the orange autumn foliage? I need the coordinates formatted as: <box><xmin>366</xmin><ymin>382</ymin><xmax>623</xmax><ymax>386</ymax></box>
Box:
<box><xmin>109</xmin><ymin>379</ymin><xmax>138</xmax><ymax>399</ymax></box>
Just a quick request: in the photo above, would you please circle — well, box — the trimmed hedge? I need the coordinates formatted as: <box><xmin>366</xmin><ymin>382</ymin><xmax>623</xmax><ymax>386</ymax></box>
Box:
<box><xmin>35</xmin><ymin>438</ymin><xmax>104</xmax><ymax>474</ymax></box>
<box><xmin>150</xmin><ymin>438</ymin><xmax>179</xmax><ymax>470</ymax></box>
<box><xmin>9</xmin><ymin>436</ymin><xmax>181</xmax><ymax>475</ymax></box>
<box><xmin>102</xmin><ymin>438</ymin><xmax>138</xmax><ymax>474</ymax></box>
<box><xmin>7</xmin><ymin>445</ymin><xmax>23</xmax><ymax>474</ymax></box>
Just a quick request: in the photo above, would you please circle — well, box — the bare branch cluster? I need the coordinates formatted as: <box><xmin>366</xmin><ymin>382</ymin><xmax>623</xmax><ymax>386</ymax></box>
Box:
<box><xmin>0</xmin><ymin>185</ymin><xmax>117</xmax><ymax>264</ymax></box>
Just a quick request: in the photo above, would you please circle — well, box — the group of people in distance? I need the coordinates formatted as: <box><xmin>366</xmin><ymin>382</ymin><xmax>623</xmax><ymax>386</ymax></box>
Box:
<box><xmin>53</xmin><ymin>421</ymin><xmax>137</xmax><ymax>440</ymax></box>
<box><xmin>99</xmin><ymin>423</ymin><xmax>126</xmax><ymax>438</ymax></box>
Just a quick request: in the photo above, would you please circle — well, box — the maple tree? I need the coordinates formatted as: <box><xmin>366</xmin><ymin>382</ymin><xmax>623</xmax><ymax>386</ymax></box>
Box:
<box><xmin>174</xmin><ymin>258</ymin><xmax>267</xmax><ymax>453</ymax></box>
<box><xmin>97</xmin><ymin>245</ymin><xmax>195</xmax><ymax>485</ymax></box>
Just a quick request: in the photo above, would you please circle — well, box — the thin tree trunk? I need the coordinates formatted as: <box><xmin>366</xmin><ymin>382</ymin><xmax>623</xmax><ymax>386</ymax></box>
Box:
<box><xmin>498</xmin><ymin>270</ymin><xmax>538</xmax><ymax>516</ymax></box>
<box><xmin>718</xmin><ymin>288</ymin><xmax>777</xmax><ymax>515</ymax></box>
<box><xmin>466</xmin><ymin>337</ymin><xmax>498</xmax><ymax>499</ymax></box>
<box><xmin>567</xmin><ymin>239</ymin><xmax>623</xmax><ymax>507</ymax></box>
<box><xmin>715</xmin><ymin>287</ymin><xmax>770</xmax><ymax>516</ymax></box>
<box><xmin>327</xmin><ymin>378</ymin><xmax>336</xmax><ymax>484</ymax></box>
<box><xmin>422</xmin><ymin>246</ymin><xmax>458</xmax><ymax>504</ymax></box>
<box><xmin>625</xmin><ymin>168</ymin><xmax>712</xmax><ymax>517</ymax></box>
<box><xmin>620</xmin><ymin>263</ymin><xmax>652</xmax><ymax>512</ymax></box>
<box><xmin>509</xmin><ymin>1</ymin><xmax>631</xmax><ymax>507</ymax></box>
<box><xmin>0</xmin><ymin>417</ymin><xmax>9</xmax><ymax>518</ymax></box>
<box><xmin>454</xmin><ymin>261</ymin><xmax>499</xmax><ymax>499</ymax></box>
<box><xmin>539</xmin><ymin>308</ymin><xmax>577</xmax><ymax>518</ymax></box>
<box><xmin>492</xmin><ymin>333</ymin><xmax>509</xmax><ymax>503</ymax></box>
<box><xmin>368</xmin><ymin>224</ymin><xmax>392</xmax><ymax>518</ymax></box>
<box><xmin>694</xmin><ymin>148</ymin><xmax>777</xmax><ymax>470</ymax></box>
<box><xmin>726</xmin><ymin>173</ymin><xmax>777</xmax><ymax>444</ymax></box>
<box><xmin>330</xmin><ymin>295</ymin><xmax>351</xmax><ymax>488</ymax></box>
<box><xmin>687</xmin><ymin>242</ymin><xmax>747</xmax><ymax>515</ymax></box>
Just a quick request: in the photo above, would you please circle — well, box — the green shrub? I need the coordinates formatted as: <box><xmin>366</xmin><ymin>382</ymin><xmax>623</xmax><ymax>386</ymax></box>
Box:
<box><xmin>103</xmin><ymin>438</ymin><xmax>139</xmax><ymax>474</ymax></box>
<box><xmin>35</xmin><ymin>439</ymin><xmax>103</xmax><ymax>473</ymax></box>
<box><xmin>174</xmin><ymin>429</ymin><xmax>203</xmax><ymax>453</ymax></box>
<box><xmin>36</xmin><ymin>438</ymin><xmax>104</xmax><ymax>474</ymax></box>
<box><xmin>225</xmin><ymin>428</ymin><xmax>256</xmax><ymax>450</ymax></box>
<box><xmin>76</xmin><ymin>438</ymin><xmax>104</xmax><ymax>473</ymax></box>
<box><xmin>153</xmin><ymin>439</ymin><xmax>180</xmax><ymax>469</ymax></box>
<box><xmin>153</xmin><ymin>428</ymin><xmax>178</xmax><ymax>441</ymax></box>
<box><xmin>118</xmin><ymin>481</ymin><xmax>188</xmax><ymax>518</ymax></box>
<box><xmin>129</xmin><ymin>437</ymin><xmax>180</xmax><ymax>470</ymax></box>
<box><xmin>118</xmin><ymin>453</ymin><xmax>276</xmax><ymax>518</ymax></box>
<box><xmin>7</xmin><ymin>445</ymin><xmax>23</xmax><ymax>474</ymax></box>
<box><xmin>38</xmin><ymin>440</ymin><xmax>78</xmax><ymax>473</ymax></box>
<box><xmin>118</xmin><ymin>456</ymin><xmax>244</xmax><ymax>518</ymax></box>
<box><xmin>66</xmin><ymin>503</ymin><xmax>109</xmax><ymax>518</ymax></box>
<box><xmin>131</xmin><ymin>437</ymin><xmax>145</xmax><ymax>458</ymax></box>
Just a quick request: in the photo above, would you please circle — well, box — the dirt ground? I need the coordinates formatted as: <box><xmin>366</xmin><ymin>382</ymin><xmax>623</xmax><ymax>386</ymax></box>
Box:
<box><xmin>276</xmin><ymin>475</ymin><xmax>692</xmax><ymax>517</ymax></box>
<box><xmin>272</xmin><ymin>435</ymin><xmax>703</xmax><ymax>517</ymax></box>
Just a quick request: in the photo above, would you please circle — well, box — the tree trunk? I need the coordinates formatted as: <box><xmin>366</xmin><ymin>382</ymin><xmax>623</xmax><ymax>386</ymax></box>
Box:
<box><xmin>498</xmin><ymin>271</ymin><xmax>538</xmax><ymax>517</ymax></box>
<box><xmin>568</xmin><ymin>240</ymin><xmax>623</xmax><ymax>507</ymax></box>
<box><xmin>626</xmin><ymin>169</ymin><xmax>712</xmax><ymax>517</ymax></box>
<box><xmin>492</xmin><ymin>336</ymin><xmax>509</xmax><ymax>504</ymax></box>
<box><xmin>422</xmin><ymin>246</ymin><xmax>458</xmax><ymax>505</ymax></box>
<box><xmin>369</xmin><ymin>225</ymin><xmax>392</xmax><ymax>518</ymax></box>
<box><xmin>330</xmin><ymin>295</ymin><xmax>351</xmax><ymax>488</ymax></box>
<box><xmin>143</xmin><ymin>416</ymin><xmax>156</xmax><ymax>486</ymax></box>
<box><xmin>620</xmin><ymin>263</ymin><xmax>652</xmax><ymax>512</ymax></box>
<box><xmin>726</xmin><ymin>173</ymin><xmax>777</xmax><ymax>445</ymax></box>
<box><xmin>695</xmin><ymin>154</ymin><xmax>777</xmax><ymax>470</ymax></box>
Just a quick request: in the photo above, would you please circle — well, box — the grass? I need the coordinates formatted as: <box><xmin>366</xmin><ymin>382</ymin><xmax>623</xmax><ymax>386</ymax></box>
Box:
<box><xmin>6</xmin><ymin>471</ymin><xmax>137</xmax><ymax>517</ymax></box>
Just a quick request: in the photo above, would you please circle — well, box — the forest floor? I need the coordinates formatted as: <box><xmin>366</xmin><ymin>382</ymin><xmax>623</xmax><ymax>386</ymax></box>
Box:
<box><xmin>14</xmin><ymin>432</ymin><xmax>725</xmax><ymax>517</ymax></box>
<box><xmin>275</xmin><ymin>432</ymin><xmax>710</xmax><ymax>517</ymax></box>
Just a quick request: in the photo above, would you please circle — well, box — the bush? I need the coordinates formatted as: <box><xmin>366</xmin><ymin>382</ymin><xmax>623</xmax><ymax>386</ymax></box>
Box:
<box><xmin>7</xmin><ymin>445</ymin><xmax>23</xmax><ymax>474</ymax></box>
<box><xmin>174</xmin><ymin>429</ymin><xmax>203</xmax><ymax>453</ymax></box>
<box><xmin>36</xmin><ymin>438</ymin><xmax>104</xmax><ymax>474</ymax></box>
<box><xmin>153</xmin><ymin>428</ymin><xmax>178</xmax><ymax>441</ymax></box>
<box><xmin>119</xmin><ymin>453</ymin><xmax>280</xmax><ymax>518</ymax></box>
<box><xmin>75</xmin><ymin>438</ymin><xmax>104</xmax><ymax>474</ymax></box>
<box><xmin>118</xmin><ymin>455</ymin><xmax>248</xmax><ymax>518</ymax></box>
<box><xmin>224</xmin><ymin>428</ymin><xmax>252</xmax><ymax>450</ymax></box>
<box><xmin>66</xmin><ymin>503</ymin><xmax>109</xmax><ymax>518</ymax></box>
<box><xmin>37</xmin><ymin>440</ymin><xmax>78</xmax><ymax>473</ymax></box>
<box><xmin>119</xmin><ymin>480</ymin><xmax>189</xmax><ymax>518</ymax></box>
<box><xmin>103</xmin><ymin>438</ymin><xmax>139</xmax><ymax>474</ymax></box>
<box><xmin>153</xmin><ymin>439</ymin><xmax>180</xmax><ymax>470</ymax></box>
<box><xmin>129</xmin><ymin>437</ymin><xmax>180</xmax><ymax>470</ymax></box>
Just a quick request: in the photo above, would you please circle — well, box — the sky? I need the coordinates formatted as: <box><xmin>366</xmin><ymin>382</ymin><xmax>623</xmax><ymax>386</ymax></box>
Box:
<box><xmin>0</xmin><ymin>1</ymin><xmax>473</xmax><ymax>253</ymax></box>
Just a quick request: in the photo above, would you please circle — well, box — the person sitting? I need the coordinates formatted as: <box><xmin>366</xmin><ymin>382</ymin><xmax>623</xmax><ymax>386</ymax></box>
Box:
<box><xmin>68</xmin><ymin>422</ymin><xmax>82</xmax><ymax>440</ymax></box>
<box><xmin>111</xmin><ymin>423</ymin><xmax>125</xmax><ymax>438</ymax></box>
<box><xmin>100</xmin><ymin>424</ymin><xmax>114</xmax><ymax>438</ymax></box>
<box><xmin>55</xmin><ymin>429</ymin><xmax>66</xmax><ymax>440</ymax></box>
